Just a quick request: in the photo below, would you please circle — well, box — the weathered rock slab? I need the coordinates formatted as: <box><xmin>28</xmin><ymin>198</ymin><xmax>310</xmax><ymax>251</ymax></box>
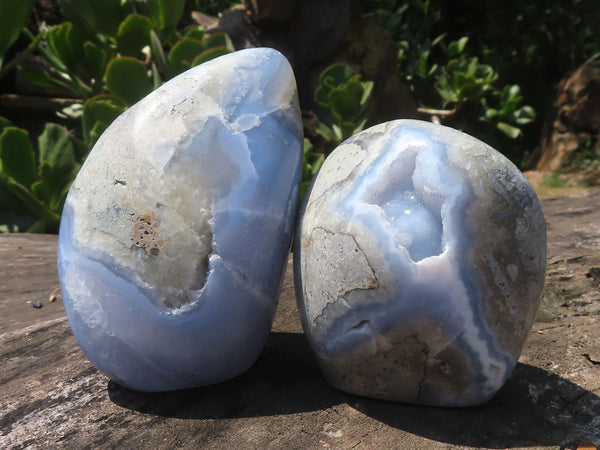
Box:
<box><xmin>537</xmin><ymin>64</ymin><xmax>600</xmax><ymax>173</ymax></box>
<box><xmin>1</xmin><ymin>190</ymin><xmax>600</xmax><ymax>449</ymax></box>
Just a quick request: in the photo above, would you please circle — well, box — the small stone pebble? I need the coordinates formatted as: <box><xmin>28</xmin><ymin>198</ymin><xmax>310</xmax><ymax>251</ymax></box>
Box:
<box><xmin>31</xmin><ymin>302</ymin><xmax>43</xmax><ymax>309</ymax></box>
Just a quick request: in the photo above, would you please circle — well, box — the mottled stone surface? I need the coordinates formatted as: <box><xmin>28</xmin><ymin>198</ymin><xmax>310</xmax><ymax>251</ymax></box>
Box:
<box><xmin>295</xmin><ymin>120</ymin><xmax>547</xmax><ymax>406</ymax></box>
<box><xmin>2</xmin><ymin>189</ymin><xmax>600</xmax><ymax>449</ymax></box>
<box><xmin>58</xmin><ymin>48</ymin><xmax>303</xmax><ymax>391</ymax></box>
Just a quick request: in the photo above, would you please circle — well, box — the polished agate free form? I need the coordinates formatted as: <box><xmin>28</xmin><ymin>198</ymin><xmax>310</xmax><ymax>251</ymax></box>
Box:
<box><xmin>58</xmin><ymin>48</ymin><xmax>303</xmax><ymax>391</ymax></box>
<box><xmin>295</xmin><ymin>120</ymin><xmax>546</xmax><ymax>406</ymax></box>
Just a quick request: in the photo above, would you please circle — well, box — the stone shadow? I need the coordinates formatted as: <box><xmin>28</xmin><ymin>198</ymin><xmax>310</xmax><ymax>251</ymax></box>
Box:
<box><xmin>109</xmin><ymin>331</ymin><xmax>600</xmax><ymax>448</ymax></box>
<box><xmin>353</xmin><ymin>362</ymin><xmax>600</xmax><ymax>448</ymax></box>
<box><xmin>108</xmin><ymin>332</ymin><xmax>339</xmax><ymax>418</ymax></box>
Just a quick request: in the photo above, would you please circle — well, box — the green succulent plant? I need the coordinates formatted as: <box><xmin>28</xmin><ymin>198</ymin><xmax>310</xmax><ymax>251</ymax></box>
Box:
<box><xmin>0</xmin><ymin>119</ymin><xmax>85</xmax><ymax>233</ymax></box>
<box><xmin>24</xmin><ymin>0</ymin><xmax>233</xmax><ymax>109</ymax></box>
<box><xmin>0</xmin><ymin>0</ymin><xmax>36</xmax><ymax>80</ymax></box>
<box><xmin>301</xmin><ymin>138</ymin><xmax>325</xmax><ymax>198</ymax></box>
<box><xmin>481</xmin><ymin>85</ymin><xmax>536</xmax><ymax>139</ymax></box>
<box><xmin>0</xmin><ymin>0</ymin><xmax>237</xmax><ymax>232</ymax></box>
<box><xmin>300</xmin><ymin>64</ymin><xmax>374</xmax><ymax>199</ymax></box>
<box><xmin>401</xmin><ymin>35</ymin><xmax>535</xmax><ymax>142</ymax></box>
<box><xmin>314</xmin><ymin>63</ymin><xmax>374</xmax><ymax>146</ymax></box>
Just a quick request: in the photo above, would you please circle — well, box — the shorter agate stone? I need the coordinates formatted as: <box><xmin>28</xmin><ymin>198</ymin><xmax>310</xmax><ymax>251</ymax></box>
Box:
<box><xmin>58</xmin><ymin>48</ymin><xmax>303</xmax><ymax>391</ymax></box>
<box><xmin>294</xmin><ymin>120</ymin><xmax>546</xmax><ymax>406</ymax></box>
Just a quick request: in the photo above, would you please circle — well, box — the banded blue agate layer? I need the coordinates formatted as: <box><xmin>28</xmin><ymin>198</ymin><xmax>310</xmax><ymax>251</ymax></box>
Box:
<box><xmin>58</xmin><ymin>48</ymin><xmax>303</xmax><ymax>392</ymax></box>
<box><xmin>294</xmin><ymin>120</ymin><xmax>546</xmax><ymax>406</ymax></box>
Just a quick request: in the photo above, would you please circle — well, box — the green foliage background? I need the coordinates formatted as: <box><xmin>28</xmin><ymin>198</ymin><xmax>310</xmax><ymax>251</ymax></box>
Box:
<box><xmin>0</xmin><ymin>0</ymin><xmax>236</xmax><ymax>232</ymax></box>
<box><xmin>0</xmin><ymin>0</ymin><xmax>599</xmax><ymax>232</ymax></box>
<box><xmin>364</xmin><ymin>0</ymin><xmax>600</xmax><ymax>165</ymax></box>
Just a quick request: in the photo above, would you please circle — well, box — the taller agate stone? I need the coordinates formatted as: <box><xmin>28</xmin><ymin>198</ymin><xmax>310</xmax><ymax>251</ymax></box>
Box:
<box><xmin>58</xmin><ymin>48</ymin><xmax>303</xmax><ymax>391</ymax></box>
<box><xmin>295</xmin><ymin>120</ymin><xmax>546</xmax><ymax>406</ymax></box>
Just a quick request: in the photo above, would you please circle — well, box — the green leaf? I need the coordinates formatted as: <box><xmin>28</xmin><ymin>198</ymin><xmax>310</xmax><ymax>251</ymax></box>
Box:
<box><xmin>302</xmin><ymin>162</ymin><xmax>311</xmax><ymax>180</ymax></box>
<box><xmin>303</xmin><ymin>140</ymin><xmax>325</xmax><ymax>180</ymax></box>
<box><xmin>203</xmin><ymin>33</ymin><xmax>234</xmax><ymax>51</ymax></box>
<box><xmin>507</xmin><ymin>84</ymin><xmax>521</xmax><ymax>100</ymax></box>
<box><xmin>315</xmin><ymin>85</ymin><xmax>331</xmax><ymax>109</ymax></box>
<box><xmin>151</xmin><ymin>62</ymin><xmax>162</xmax><ymax>89</ymax></box>
<box><xmin>31</xmin><ymin>163</ymin><xmax>53</xmax><ymax>204</ymax></box>
<box><xmin>38</xmin><ymin>124</ymin><xmax>77</xmax><ymax>188</ymax></box>
<box><xmin>446</xmin><ymin>59</ymin><xmax>465</xmax><ymax>76</ymax></box>
<box><xmin>303</xmin><ymin>138</ymin><xmax>313</xmax><ymax>155</ymax></box>
<box><xmin>498</xmin><ymin>85</ymin><xmax>523</xmax><ymax>115</ymax></box>
<box><xmin>185</xmin><ymin>26</ymin><xmax>205</xmax><ymax>41</ymax></box>
<box><xmin>4</xmin><ymin>177</ymin><xmax>60</xmax><ymax>226</ymax></box>
<box><xmin>452</xmin><ymin>71</ymin><xmax>469</xmax><ymax>89</ymax></box>
<box><xmin>360</xmin><ymin>80</ymin><xmax>374</xmax><ymax>107</ymax></box>
<box><xmin>416</xmin><ymin>46</ymin><xmax>431</xmax><ymax>77</ymax></box>
<box><xmin>484</xmin><ymin>107</ymin><xmax>499</xmax><ymax>120</ymax></box>
<box><xmin>26</xmin><ymin>219</ymin><xmax>49</xmax><ymax>234</ymax></box>
<box><xmin>88</xmin><ymin>122</ymin><xmax>106</xmax><ymax>149</ymax></box>
<box><xmin>0</xmin><ymin>169</ymin><xmax>31</xmax><ymax>216</ymax></box>
<box><xmin>45</xmin><ymin>22</ymin><xmax>89</xmax><ymax>73</ymax></box>
<box><xmin>448</xmin><ymin>36</ymin><xmax>469</xmax><ymax>58</ymax></box>
<box><xmin>82</xmin><ymin>95</ymin><xmax>125</xmax><ymax>147</ymax></box>
<box><xmin>315</xmin><ymin>63</ymin><xmax>372</xmax><ymax>135</ymax></box>
<box><xmin>431</xmin><ymin>33</ymin><xmax>447</xmax><ymax>47</ymax></box>
<box><xmin>513</xmin><ymin>105</ymin><xmax>536</xmax><ymax>125</ymax></box>
<box><xmin>147</xmin><ymin>0</ymin><xmax>185</xmax><ymax>40</ymax></box>
<box><xmin>71</xmin><ymin>135</ymin><xmax>90</xmax><ymax>161</ymax></box>
<box><xmin>319</xmin><ymin>63</ymin><xmax>357</xmax><ymax>87</ymax></box>
<box><xmin>457</xmin><ymin>82</ymin><xmax>483</xmax><ymax>101</ymax></box>
<box><xmin>45</xmin><ymin>23</ymin><xmax>73</xmax><ymax>70</ymax></box>
<box><xmin>150</xmin><ymin>30</ymin><xmax>169</xmax><ymax>79</ymax></box>
<box><xmin>192</xmin><ymin>46</ymin><xmax>231</xmax><ymax>66</ymax></box>
<box><xmin>305</xmin><ymin>152</ymin><xmax>325</xmax><ymax>178</ymax></box>
<box><xmin>0</xmin><ymin>0</ymin><xmax>35</xmax><ymax>63</ymax></box>
<box><xmin>105</xmin><ymin>57</ymin><xmax>153</xmax><ymax>106</ymax></box>
<box><xmin>20</xmin><ymin>68</ymin><xmax>72</xmax><ymax>92</ymax></box>
<box><xmin>328</xmin><ymin>81</ymin><xmax>365</xmax><ymax>123</ymax></box>
<box><xmin>477</xmin><ymin>64</ymin><xmax>497</xmax><ymax>84</ymax></box>
<box><xmin>352</xmin><ymin>118</ymin><xmax>368</xmax><ymax>135</ymax></box>
<box><xmin>0</xmin><ymin>128</ymin><xmax>37</xmax><ymax>188</ymax></box>
<box><xmin>497</xmin><ymin>122</ymin><xmax>522</xmax><ymax>139</ymax></box>
<box><xmin>0</xmin><ymin>116</ymin><xmax>12</xmax><ymax>136</ymax></box>
<box><xmin>117</xmin><ymin>14</ymin><xmax>152</xmax><ymax>57</ymax></box>
<box><xmin>57</xmin><ymin>0</ymin><xmax>130</xmax><ymax>37</ymax></box>
<box><xmin>434</xmin><ymin>78</ymin><xmax>458</xmax><ymax>104</ymax></box>
<box><xmin>168</xmin><ymin>38</ymin><xmax>205</xmax><ymax>74</ymax></box>
<box><xmin>83</xmin><ymin>42</ymin><xmax>110</xmax><ymax>87</ymax></box>
<box><xmin>315</xmin><ymin>64</ymin><xmax>363</xmax><ymax>113</ymax></box>
<box><xmin>300</xmin><ymin>181</ymin><xmax>311</xmax><ymax>199</ymax></box>
<box><xmin>315</xmin><ymin>121</ymin><xmax>336</xmax><ymax>142</ymax></box>
<box><xmin>32</xmin><ymin>160</ymin><xmax>76</xmax><ymax>212</ymax></box>
<box><xmin>466</xmin><ymin>57</ymin><xmax>479</xmax><ymax>78</ymax></box>
<box><xmin>427</xmin><ymin>63</ymin><xmax>439</xmax><ymax>77</ymax></box>
<box><xmin>332</xmin><ymin>124</ymin><xmax>344</xmax><ymax>141</ymax></box>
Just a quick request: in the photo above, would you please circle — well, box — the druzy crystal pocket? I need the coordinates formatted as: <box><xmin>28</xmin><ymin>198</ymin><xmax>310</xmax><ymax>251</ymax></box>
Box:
<box><xmin>294</xmin><ymin>119</ymin><xmax>546</xmax><ymax>406</ymax></box>
<box><xmin>58</xmin><ymin>48</ymin><xmax>303</xmax><ymax>391</ymax></box>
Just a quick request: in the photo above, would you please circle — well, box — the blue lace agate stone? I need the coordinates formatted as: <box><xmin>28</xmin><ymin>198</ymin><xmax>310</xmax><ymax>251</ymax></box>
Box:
<box><xmin>294</xmin><ymin>120</ymin><xmax>546</xmax><ymax>406</ymax></box>
<box><xmin>58</xmin><ymin>48</ymin><xmax>303</xmax><ymax>391</ymax></box>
